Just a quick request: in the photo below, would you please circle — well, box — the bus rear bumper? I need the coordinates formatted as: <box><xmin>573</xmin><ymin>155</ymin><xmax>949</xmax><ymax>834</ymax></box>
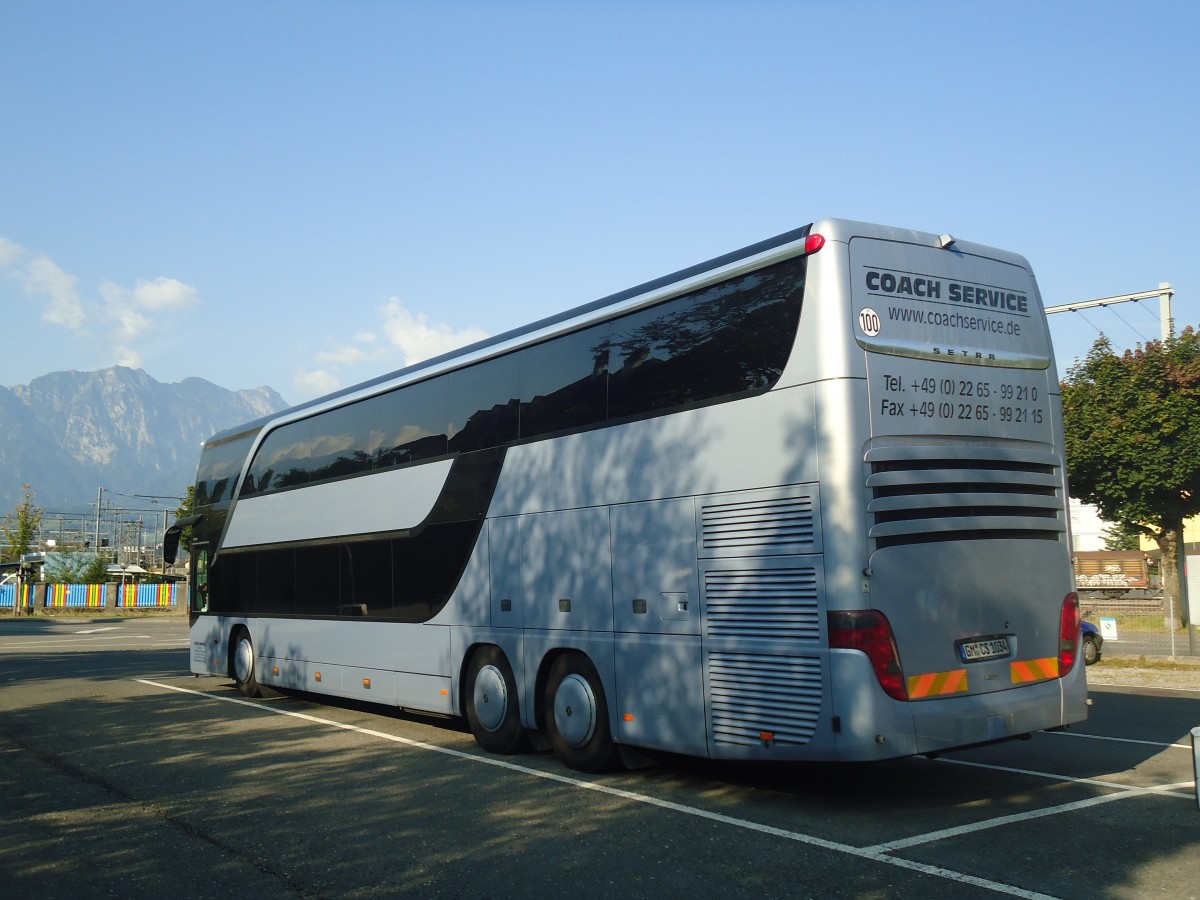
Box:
<box><xmin>908</xmin><ymin>669</ymin><xmax>1087</xmax><ymax>757</ymax></box>
<box><xmin>830</xmin><ymin>650</ymin><xmax>1088</xmax><ymax>762</ymax></box>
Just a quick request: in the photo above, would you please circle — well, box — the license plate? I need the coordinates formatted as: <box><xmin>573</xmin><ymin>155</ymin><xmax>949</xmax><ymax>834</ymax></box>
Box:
<box><xmin>958</xmin><ymin>636</ymin><xmax>1011</xmax><ymax>663</ymax></box>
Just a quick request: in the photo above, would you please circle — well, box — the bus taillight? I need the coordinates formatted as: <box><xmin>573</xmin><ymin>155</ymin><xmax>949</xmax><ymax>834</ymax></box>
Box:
<box><xmin>1058</xmin><ymin>592</ymin><xmax>1081</xmax><ymax>676</ymax></box>
<box><xmin>805</xmin><ymin>233</ymin><xmax>826</xmax><ymax>254</ymax></box>
<box><xmin>828</xmin><ymin>610</ymin><xmax>907</xmax><ymax>701</ymax></box>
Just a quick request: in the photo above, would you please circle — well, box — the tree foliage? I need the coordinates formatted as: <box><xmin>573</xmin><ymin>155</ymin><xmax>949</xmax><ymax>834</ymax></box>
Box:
<box><xmin>1100</xmin><ymin>521</ymin><xmax>1143</xmax><ymax>552</ymax></box>
<box><xmin>1062</xmin><ymin>327</ymin><xmax>1200</xmax><ymax>619</ymax></box>
<box><xmin>1</xmin><ymin>483</ymin><xmax>43</xmax><ymax>564</ymax></box>
<box><xmin>44</xmin><ymin>551</ymin><xmax>110</xmax><ymax>584</ymax></box>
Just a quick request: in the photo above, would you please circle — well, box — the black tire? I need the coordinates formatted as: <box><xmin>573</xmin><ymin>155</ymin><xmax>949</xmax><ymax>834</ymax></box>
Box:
<box><xmin>232</xmin><ymin>629</ymin><xmax>261</xmax><ymax>697</ymax></box>
<box><xmin>465</xmin><ymin>646</ymin><xmax>529</xmax><ymax>754</ymax></box>
<box><xmin>1082</xmin><ymin>634</ymin><xmax>1099</xmax><ymax>666</ymax></box>
<box><xmin>543</xmin><ymin>652</ymin><xmax>618</xmax><ymax>773</ymax></box>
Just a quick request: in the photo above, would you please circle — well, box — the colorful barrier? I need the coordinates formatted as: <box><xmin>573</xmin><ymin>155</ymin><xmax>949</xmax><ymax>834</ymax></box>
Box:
<box><xmin>0</xmin><ymin>584</ymin><xmax>33</xmax><ymax>609</ymax></box>
<box><xmin>0</xmin><ymin>582</ymin><xmax>183</xmax><ymax>610</ymax></box>
<box><xmin>48</xmin><ymin>583</ymin><xmax>106</xmax><ymax>608</ymax></box>
<box><xmin>118</xmin><ymin>583</ymin><xmax>184</xmax><ymax>608</ymax></box>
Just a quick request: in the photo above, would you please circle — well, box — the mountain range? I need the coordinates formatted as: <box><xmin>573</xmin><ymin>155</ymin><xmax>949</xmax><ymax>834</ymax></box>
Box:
<box><xmin>0</xmin><ymin>367</ymin><xmax>288</xmax><ymax>514</ymax></box>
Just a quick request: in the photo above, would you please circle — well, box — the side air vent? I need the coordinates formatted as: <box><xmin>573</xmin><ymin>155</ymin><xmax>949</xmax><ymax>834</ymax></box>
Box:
<box><xmin>699</xmin><ymin>490</ymin><xmax>818</xmax><ymax>557</ymax></box>
<box><xmin>866</xmin><ymin>446</ymin><xmax>1065</xmax><ymax>549</ymax></box>
<box><xmin>705</xmin><ymin>566</ymin><xmax>820</xmax><ymax>640</ymax></box>
<box><xmin>708</xmin><ymin>651</ymin><xmax>822</xmax><ymax>746</ymax></box>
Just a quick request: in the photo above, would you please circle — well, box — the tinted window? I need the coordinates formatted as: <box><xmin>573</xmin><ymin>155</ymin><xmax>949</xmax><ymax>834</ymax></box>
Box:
<box><xmin>520</xmin><ymin>324</ymin><xmax>609</xmax><ymax>438</ymax></box>
<box><xmin>196</xmin><ymin>431</ymin><xmax>257</xmax><ymax>507</ymax></box>
<box><xmin>257</xmin><ymin>549</ymin><xmax>296</xmax><ymax>615</ymax></box>
<box><xmin>391</xmin><ymin>522</ymin><xmax>479</xmax><ymax>620</ymax></box>
<box><xmin>373</xmin><ymin>378</ymin><xmax>449</xmax><ymax>468</ymax></box>
<box><xmin>608</xmin><ymin>256</ymin><xmax>805</xmax><ymax>419</ymax></box>
<box><xmin>299</xmin><ymin>545</ymin><xmax>341</xmax><ymax>615</ymax></box>
<box><xmin>246</xmin><ymin>406</ymin><xmax>365</xmax><ymax>494</ymax></box>
<box><xmin>448</xmin><ymin>356</ymin><xmax>520</xmax><ymax>452</ymax></box>
<box><xmin>208</xmin><ymin>521</ymin><xmax>484</xmax><ymax>622</ymax></box>
<box><xmin>244</xmin><ymin>380</ymin><xmax>451</xmax><ymax>496</ymax></box>
<box><xmin>340</xmin><ymin>540</ymin><xmax>392</xmax><ymax>616</ymax></box>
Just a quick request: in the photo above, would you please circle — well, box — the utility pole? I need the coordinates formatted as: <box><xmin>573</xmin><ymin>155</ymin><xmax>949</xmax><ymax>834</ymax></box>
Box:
<box><xmin>1045</xmin><ymin>282</ymin><xmax>1175</xmax><ymax>341</ymax></box>
<box><xmin>94</xmin><ymin>486</ymin><xmax>103</xmax><ymax>555</ymax></box>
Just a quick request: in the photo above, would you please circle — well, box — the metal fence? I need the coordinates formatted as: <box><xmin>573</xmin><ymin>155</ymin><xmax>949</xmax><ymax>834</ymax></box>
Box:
<box><xmin>1080</xmin><ymin>595</ymin><xmax>1200</xmax><ymax>659</ymax></box>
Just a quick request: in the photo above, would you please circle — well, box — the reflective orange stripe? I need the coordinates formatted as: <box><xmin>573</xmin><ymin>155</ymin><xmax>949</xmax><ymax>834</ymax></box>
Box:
<box><xmin>906</xmin><ymin>668</ymin><xmax>968</xmax><ymax>699</ymax></box>
<box><xmin>1010</xmin><ymin>657</ymin><xmax>1060</xmax><ymax>684</ymax></box>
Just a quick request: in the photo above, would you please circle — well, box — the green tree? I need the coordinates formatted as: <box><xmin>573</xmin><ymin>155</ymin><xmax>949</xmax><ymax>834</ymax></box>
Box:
<box><xmin>44</xmin><ymin>551</ymin><xmax>110</xmax><ymax>584</ymax></box>
<box><xmin>1100</xmin><ymin>521</ymin><xmax>1143</xmax><ymax>552</ymax></box>
<box><xmin>1</xmin><ymin>483</ymin><xmax>43</xmax><ymax>563</ymax></box>
<box><xmin>1062</xmin><ymin>328</ymin><xmax>1200</xmax><ymax>623</ymax></box>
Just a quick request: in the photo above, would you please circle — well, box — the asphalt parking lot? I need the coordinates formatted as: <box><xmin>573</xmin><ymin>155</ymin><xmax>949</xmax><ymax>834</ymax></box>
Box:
<box><xmin>1</xmin><ymin>615</ymin><xmax>1197</xmax><ymax>899</ymax></box>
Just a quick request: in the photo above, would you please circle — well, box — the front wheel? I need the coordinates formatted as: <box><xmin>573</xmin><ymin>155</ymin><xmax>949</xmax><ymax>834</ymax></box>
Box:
<box><xmin>465</xmin><ymin>646</ymin><xmax>529</xmax><ymax>754</ymax></box>
<box><xmin>232</xmin><ymin>630</ymin><xmax>261</xmax><ymax>697</ymax></box>
<box><xmin>543</xmin><ymin>653</ymin><xmax>618</xmax><ymax>773</ymax></box>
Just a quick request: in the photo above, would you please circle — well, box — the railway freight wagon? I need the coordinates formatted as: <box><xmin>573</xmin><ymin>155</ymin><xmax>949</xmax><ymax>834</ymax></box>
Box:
<box><xmin>1073</xmin><ymin>551</ymin><xmax>1156</xmax><ymax>599</ymax></box>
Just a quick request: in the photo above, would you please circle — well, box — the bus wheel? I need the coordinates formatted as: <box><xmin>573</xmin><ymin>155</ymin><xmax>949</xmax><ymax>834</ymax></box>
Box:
<box><xmin>544</xmin><ymin>653</ymin><xmax>618</xmax><ymax>772</ymax></box>
<box><xmin>465</xmin><ymin>646</ymin><xmax>528</xmax><ymax>754</ymax></box>
<box><xmin>232</xmin><ymin>630</ymin><xmax>261</xmax><ymax>698</ymax></box>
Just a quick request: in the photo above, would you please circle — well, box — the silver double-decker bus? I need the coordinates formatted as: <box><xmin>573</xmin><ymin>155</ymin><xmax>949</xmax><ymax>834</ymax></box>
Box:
<box><xmin>170</xmin><ymin>219</ymin><xmax>1087</xmax><ymax>771</ymax></box>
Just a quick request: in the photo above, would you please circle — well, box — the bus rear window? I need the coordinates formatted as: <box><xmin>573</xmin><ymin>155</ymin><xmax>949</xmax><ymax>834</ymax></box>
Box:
<box><xmin>849</xmin><ymin>238</ymin><xmax>1049</xmax><ymax>370</ymax></box>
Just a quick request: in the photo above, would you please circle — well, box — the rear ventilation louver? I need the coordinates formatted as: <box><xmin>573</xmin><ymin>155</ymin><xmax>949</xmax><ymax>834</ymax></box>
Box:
<box><xmin>708</xmin><ymin>652</ymin><xmax>822</xmax><ymax>746</ymax></box>
<box><xmin>701</xmin><ymin>495</ymin><xmax>815</xmax><ymax>554</ymax></box>
<box><xmin>705</xmin><ymin>567</ymin><xmax>820</xmax><ymax>640</ymax></box>
<box><xmin>866</xmin><ymin>447</ymin><xmax>1065</xmax><ymax>549</ymax></box>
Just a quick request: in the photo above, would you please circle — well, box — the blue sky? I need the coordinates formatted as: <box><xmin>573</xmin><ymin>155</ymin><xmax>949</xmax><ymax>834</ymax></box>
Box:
<box><xmin>1</xmin><ymin>0</ymin><xmax>1195</xmax><ymax>406</ymax></box>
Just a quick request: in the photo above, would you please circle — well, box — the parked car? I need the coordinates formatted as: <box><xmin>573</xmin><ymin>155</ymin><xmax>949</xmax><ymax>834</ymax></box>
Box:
<box><xmin>1082</xmin><ymin>620</ymin><xmax>1103</xmax><ymax>665</ymax></box>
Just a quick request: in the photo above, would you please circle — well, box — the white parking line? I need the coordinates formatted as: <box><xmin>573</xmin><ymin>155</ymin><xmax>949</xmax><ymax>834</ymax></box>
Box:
<box><xmin>1045</xmin><ymin>728</ymin><xmax>1193</xmax><ymax>751</ymax></box>
<box><xmin>937</xmin><ymin>757</ymin><xmax>1195</xmax><ymax>798</ymax></box>
<box><xmin>0</xmin><ymin>638</ymin><xmax>184</xmax><ymax>652</ymax></box>
<box><xmin>865</xmin><ymin>781</ymin><xmax>1195</xmax><ymax>853</ymax></box>
<box><xmin>136</xmin><ymin>677</ymin><xmax>1110</xmax><ymax>900</ymax></box>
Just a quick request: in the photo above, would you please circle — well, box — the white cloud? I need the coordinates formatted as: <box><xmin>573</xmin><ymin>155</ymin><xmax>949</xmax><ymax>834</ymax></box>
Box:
<box><xmin>290</xmin><ymin>300</ymin><xmax>488</xmax><ymax>402</ymax></box>
<box><xmin>0</xmin><ymin>237</ymin><xmax>24</xmax><ymax>267</ymax></box>
<box><xmin>115</xmin><ymin>346</ymin><xmax>143</xmax><ymax>369</ymax></box>
<box><xmin>98</xmin><ymin>274</ymin><xmax>200</xmax><ymax>368</ymax></box>
<box><xmin>317</xmin><ymin>344</ymin><xmax>369</xmax><ymax>367</ymax></box>
<box><xmin>132</xmin><ymin>276</ymin><xmax>199</xmax><ymax>311</ymax></box>
<box><xmin>293</xmin><ymin>367</ymin><xmax>341</xmax><ymax>397</ymax></box>
<box><xmin>378</xmin><ymin>298</ymin><xmax>488</xmax><ymax>365</ymax></box>
<box><xmin>0</xmin><ymin>240</ymin><xmax>87</xmax><ymax>331</ymax></box>
<box><xmin>1</xmin><ymin>238</ymin><xmax>200</xmax><ymax>372</ymax></box>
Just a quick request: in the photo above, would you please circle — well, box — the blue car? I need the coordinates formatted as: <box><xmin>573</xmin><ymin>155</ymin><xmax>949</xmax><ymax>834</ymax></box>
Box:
<box><xmin>1082</xmin><ymin>620</ymin><xmax>1103</xmax><ymax>665</ymax></box>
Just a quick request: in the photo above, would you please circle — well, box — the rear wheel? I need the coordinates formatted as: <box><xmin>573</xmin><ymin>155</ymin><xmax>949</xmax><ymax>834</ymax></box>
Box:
<box><xmin>232</xmin><ymin>630</ymin><xmax>261</xmax><ymax>697</ymax></box>
<box><xmin>544</xmin><ymin>653</ymin><xmax>618</xmax><ymax>772</ymax></box>
<box><xmin>465</xmin><ymin>646</ymin><xmax>528</xmax><ymax>754</ymax></box>
<box><xmin>1082</xmin><ymin>634</ymin><xmax>1099</xmax><ymax>666</ymax></box>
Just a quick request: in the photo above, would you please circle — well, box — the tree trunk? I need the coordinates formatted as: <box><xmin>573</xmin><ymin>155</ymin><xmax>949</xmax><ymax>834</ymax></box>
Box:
<box><xmin>1155</xmin><ymin>521</ymin><xmax>1189</xmax><ymax>628</ymax></box>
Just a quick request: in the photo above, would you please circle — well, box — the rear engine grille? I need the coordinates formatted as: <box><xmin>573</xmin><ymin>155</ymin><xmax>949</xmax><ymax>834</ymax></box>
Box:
<box><xmin>705</xmin><ymin>567</ymin><xmax>820</xmax><ymax>640</ymax></box>
<box><xmin>708</xmin><ymin>651</ymin><xmax>822</xmax><ymax>746</ymax></box>
<box><xmin>866</xmin><ymin>447</ymin><xmax>1065</xmax><ymax>549</ymax></box>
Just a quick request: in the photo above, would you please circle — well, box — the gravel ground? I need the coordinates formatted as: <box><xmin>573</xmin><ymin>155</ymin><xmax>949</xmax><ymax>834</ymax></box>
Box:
<box><xmin>1085</xmin><ymin>655</ymin><xmax>1200</xmax><ymax>691</ymax></box>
